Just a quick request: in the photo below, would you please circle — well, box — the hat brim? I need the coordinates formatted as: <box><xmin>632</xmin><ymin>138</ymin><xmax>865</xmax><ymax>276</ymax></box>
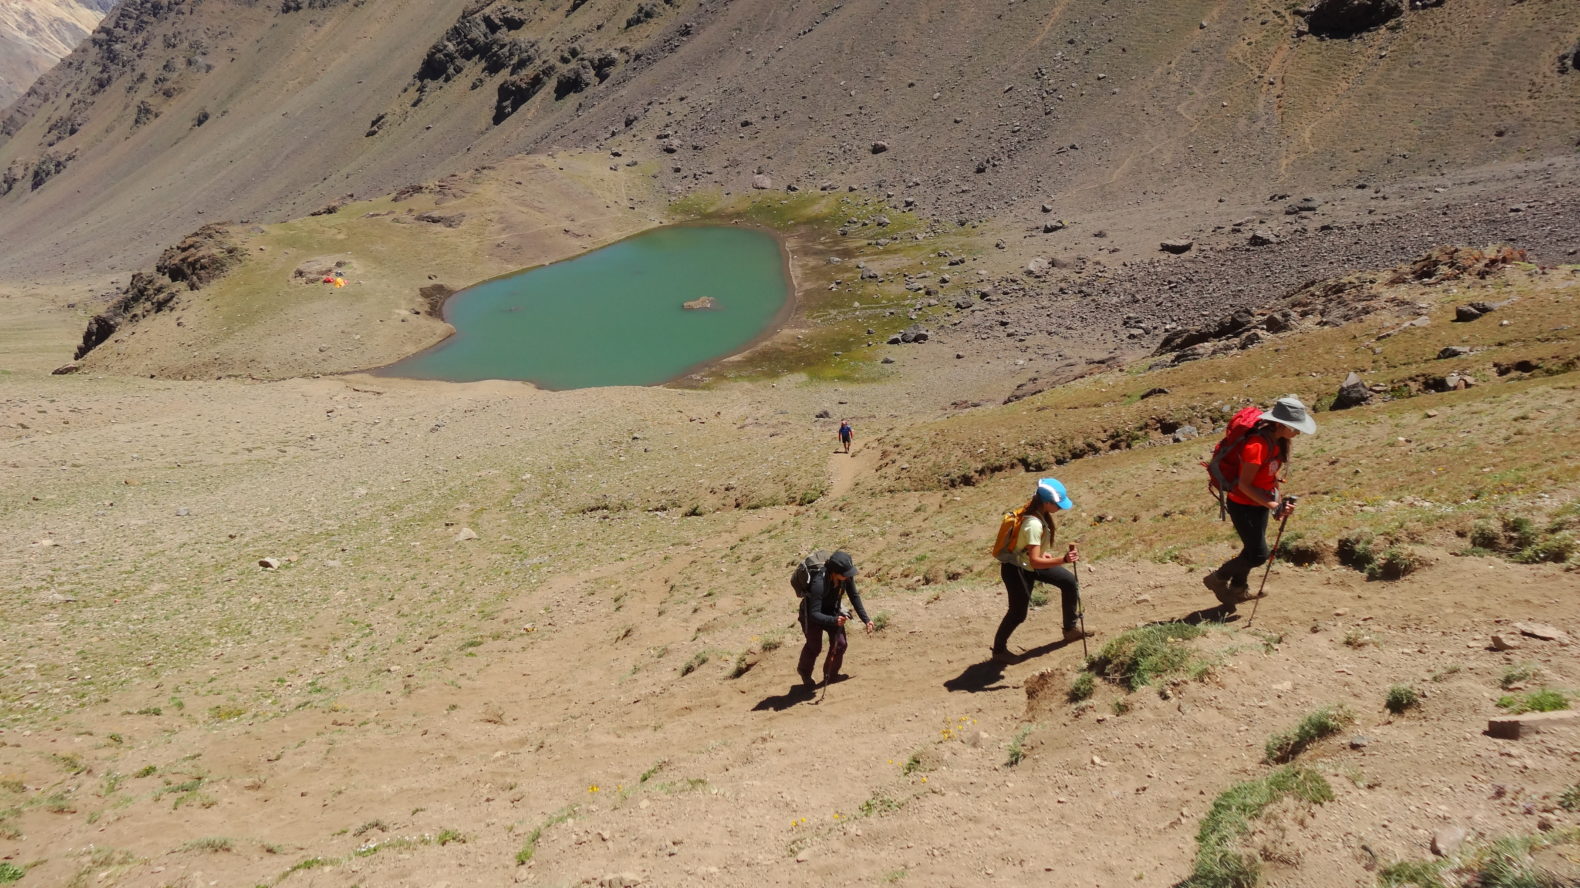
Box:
<box><xmin>1260</xmin><ymin>410</ymin><xmax>1316</xmax><ymax>435</ymax></box>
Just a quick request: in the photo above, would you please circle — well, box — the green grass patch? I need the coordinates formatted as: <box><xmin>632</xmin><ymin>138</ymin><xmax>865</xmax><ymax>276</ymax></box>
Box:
<box><xmin>1264</xmin><ymin>705</ymin><xmax>1354</xmax><ymax>763</ymax></box>
<box><xmin>515</xmin><ymin>805</ymin><xmax>578</xmax><ymax>865</ymax></box>
<box><xmin>1500</xmin><ymin>663</ymin><xmax>1540</xmax><ymax>690</ymax></box>
<box><xmin>1088</xmin><ymin>622</ymin><xmax>1210</xmax><ymax>691</ymax></box>
<box><xmin>1385</xmin><ymin>685</ymin><xmax>1422</xmax><ymax>715</ymax></box>
<box><xmin>180</xmin><ymin>836</ymin><xmax>233</xmax><ymax>853</ymax></box>
<box><xmin>1495</xmin><ymin>689</ymin><xmax>1569</xmax><ymax>714</ymax></box>
<box><xmin>1185</xmin><ymin>766</ymin><xmax>1334</xmax><ymax>888</ymax></box>
<box><xmin>0</xmin><ymin>863</ymin><xmax>24</xmax><ymax>883</ymax></box>
<box><xmin>1378</xmin><ymin>859</ymin><xmax>1446</xmax><ymax>887</ymax></box>
<box><xmin>1068</xmin><ymin>671</ymin><xmax>1095</xmax><ymax>702</ymax></box>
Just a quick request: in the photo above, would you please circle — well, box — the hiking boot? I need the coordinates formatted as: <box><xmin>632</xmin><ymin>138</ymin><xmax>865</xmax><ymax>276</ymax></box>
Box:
<box><xmin>1062</xmin><ymin>626</ymin><xmax>1094</xmax><ymax>642</ymax></box>
<box><xmin>824</xmin><ymin>672</ymin><xmax>851</xmax><ymax>684</ymax></box>
<box><xmin>990</xmin><ymin>648</ymin><xmax>1017</xmax><ymax>665</ymax></box>
<box><xmin>798</xmin><ymin>671</ymin><xmax>816</xmax><ymax>689</ymax></box>
<box><xmin>1202</xmin><ymin>571</ymin><xmax>1231</xmax><ymax>601</ymax></box>
<box><xmin>1228</xmin><ymin>581</ymin><xmax>1254</xmax><ymax>603</ymax></box>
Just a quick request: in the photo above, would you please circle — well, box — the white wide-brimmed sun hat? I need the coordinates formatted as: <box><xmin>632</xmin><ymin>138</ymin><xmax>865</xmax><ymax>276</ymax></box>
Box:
<box><xmin>1260</xmin><ymin>396</ymin><xmax>1317</xmax><ymax>435</ymax></box>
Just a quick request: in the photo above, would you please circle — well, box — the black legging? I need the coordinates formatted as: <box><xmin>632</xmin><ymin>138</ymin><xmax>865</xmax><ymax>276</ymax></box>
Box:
<box><xmin>1218</xmin><ymin>500</ymin><xmax>1272</xmax><ymax>586</ymax></box>
<box><xmin>995</xmin><ymin>561</ymin><xmax>1079</xmax><ymax>651</ymax></box>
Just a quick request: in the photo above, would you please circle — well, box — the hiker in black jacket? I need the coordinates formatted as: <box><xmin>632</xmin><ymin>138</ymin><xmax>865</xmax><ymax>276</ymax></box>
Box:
<box><xmin>797</xmin><ymin>550</ymin><xmax>875</xmax><ymax>687</ymax></box>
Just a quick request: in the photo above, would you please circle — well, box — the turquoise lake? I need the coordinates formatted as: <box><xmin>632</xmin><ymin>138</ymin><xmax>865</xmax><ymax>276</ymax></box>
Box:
<box><xmin>380</xmin><ymin>225</ymin><xmax>791</xmax><ymax>389</ymax></box>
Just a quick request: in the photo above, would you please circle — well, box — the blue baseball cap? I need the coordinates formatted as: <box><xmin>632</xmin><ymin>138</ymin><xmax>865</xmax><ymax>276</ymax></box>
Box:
<box><xmin>1035</xmin><ymin>478</ymin><xmax>1074</xmax><ymax>510</ymax></box>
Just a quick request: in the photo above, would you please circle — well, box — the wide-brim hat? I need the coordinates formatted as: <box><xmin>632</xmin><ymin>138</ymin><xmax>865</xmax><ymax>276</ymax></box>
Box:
<box><xmin>1035</xmin><ymin>477</ymin><xmax>1074</xmax><ymax>510</ymax></box>
<box><xmin>1260</xmin><ymin>396</ymin><xmax>1317</xmax><ymax>435</ymax></box>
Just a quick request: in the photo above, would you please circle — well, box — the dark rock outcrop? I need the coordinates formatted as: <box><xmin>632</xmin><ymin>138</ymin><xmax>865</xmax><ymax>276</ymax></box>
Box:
<box><xmin>156</xmin><ymin>224</ymin><xmax>242</xmax><ymax>289</ymax></box>
<box><xmin>1303</xmin><ymin>0</ymin><xmax>1404</xmax><ymax>38</ymax></box>
<box><xmin>75</xmin><ymin>224</ymin><xmax>241</xmax><ymax>360</ymax></box>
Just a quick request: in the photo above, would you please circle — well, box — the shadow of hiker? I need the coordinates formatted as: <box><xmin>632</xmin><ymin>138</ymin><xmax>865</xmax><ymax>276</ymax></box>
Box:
<box><xmin>1154</xmin><ymin>604</ymin><xmax>1242</xmax><ymax>628</ymax></box>
<box><xmin>751</xmin><ymin>684</ymin><xmax>820</xmax><ymax>711</ymax></box>
<box><xmin>943</xmin><ymin>660</ymin><xmax>1009</xmax><ymax>693</ymax></box>
<box><xmin>944</xmin><ymin>636</ymin><xmax>1085</xmax><ymax>693</ymax></box>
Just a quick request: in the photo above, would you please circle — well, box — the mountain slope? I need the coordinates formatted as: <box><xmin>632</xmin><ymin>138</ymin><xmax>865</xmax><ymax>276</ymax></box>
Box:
<box><xmin>1</xmin><ymin>0</ymin><xmax>1577</xmax><ymax>283</ymax></box>
<box><xmin>0</xmin><ymin>0</ymin><xmax>113</xmax><ymax>108</ymax></box>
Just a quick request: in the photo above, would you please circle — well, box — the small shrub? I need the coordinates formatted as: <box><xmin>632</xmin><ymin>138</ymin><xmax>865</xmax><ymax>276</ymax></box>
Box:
<box><xmin>1496</xmin><ymin>689</ymin><xmax>1569</xmax><ymax>714</ymax></box>
<box><xmin>759</xmin><ymin>632</ymin><xmax>784</xmax><ymax>653</ymax></box>
<box><xmin>1558</xmin><ymin>785</ymin><xmax>1580</xmax><ymax>812</ymax></box>
<box><xmin>1500</xmin><ymin>663</ymin><xmax>1540</xmax><ymax>689</ymax></box>
<box><xmin>1089</xmin><ymin>622</ymin><xmax>1208</xmax><ymax>691</ymax></box>
<box><xmin>1469</xmin><ymin>519</ymin><xmax>1504</xmax><ymax>551</ymax></box>
<box><xmin>1277</xmin><ymin>532</ymin><xmax>1331</xmax><ymax>566</ymax></box>
<box><xmin>516</xmin><ymin>805</ymin><xmax>578</xmax><ymax>865</ymax></box>
<box><xmin>0</xmin><ymin>863</ymin><xmax>23</xmax><ymax>883</ymax></box>
<box><xmin>726</xmin><ymin>652</ymin><xmax>753</xmax><ymax>679</ymax></box>
<box><xmin>1005</xmin><ymin>724</ymin><xmax>1035</xmax><ymax>767</ymax></box>
<box><xmin>1385</xmin><ymin>685</ymin><xmax>1422</xmax><ymax>714</ymax></box>
<box><xmin>1343</xmin><ymin>628</ymin><xmax>1376</xmax><ymax>648</ymax></box>
<box><xmin>871</xmin><ymin>611</ymin><xmax>891</xmax><ymax>632</ymax></box>
<box><xmin>679</xmin><ymin>651</ymin><xmax>710</xmax><ymax>676</ymax></box>
<box><xmin>435</xmin><ymin>828</ymin><xmax>466</xmax><ymax>846</ymax></box>
<box><xmin>1068</xmin><ymin>671</ymin><xmax>1095</xmax><ymax>703</ymax></box>
<box><xmin>1336</xmin><ymin>530</ymin><xmax>1376</xmax><ymax>571</ymax></box>
<box><xmin>1428</xmin><ymin>665</ymin><xmax>1461</xmax><ymax>682</ymax></box>
<box><xmin>858</xmin><ymin>794</ymin><xmax>903</xmax><ymax>816</ymax></box>
<box><xmin>1367</xmin><ymin>546</ymin><xmax>1425</xmax><ymax>581</ymax></box>
<box><xmin>1514</xmin><ymin>533</ymin><xmax>1576</xmax><ymax>564</ymax></box>
<box><xmin>1264</xmin><ymin>706</ymin><xmax>1354</xmax><ymax>763</ymax></box>
<box><xmin>180</xmin><ymin>836</ymin><xmax>233</xmax><ymax>853</ymax></box>
<box><xmin>1029</xmin><ymin>587</ymin><xmax>1050</xmax><ymax>608</ymax></box>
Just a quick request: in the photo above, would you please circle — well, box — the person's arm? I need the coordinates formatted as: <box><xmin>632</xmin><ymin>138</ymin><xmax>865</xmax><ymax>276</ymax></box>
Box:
<box><xmin>1025</xmin><ymin>542</ymin><xmax>1075</xmax><ymax>569</ymax></box>
<box><xmin>845</xmin><ymin>579</ymin><xmax>875</xmax><ymax>631</ymax></box>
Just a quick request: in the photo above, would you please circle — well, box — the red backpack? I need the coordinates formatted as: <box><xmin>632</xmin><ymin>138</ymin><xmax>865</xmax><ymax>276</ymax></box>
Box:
<box><xmin>1204</xmin><ymin>406</ymin><xmax>1269</xmax><ymax>519</ymax></box>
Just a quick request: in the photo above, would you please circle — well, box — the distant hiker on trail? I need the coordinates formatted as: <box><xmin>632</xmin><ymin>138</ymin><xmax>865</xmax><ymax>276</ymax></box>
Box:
<box><xmin>837</xmin><ymin>420</ymin><xmax>854</xmax><ymax>454</ymax></box>
<box><xmin>990</xmin><ymin>478</ymin><xmax>1091</xmax><ymax>664</ymax></box>
<box><xmin>1201</xmin><ymin>396</ymin><xmax>1316</xmax><ymax>608</ymax></box>
<box><xmin>793</xmin><ymin>550</ymin><xmax>875</xmax><ymax>687</ymax></box>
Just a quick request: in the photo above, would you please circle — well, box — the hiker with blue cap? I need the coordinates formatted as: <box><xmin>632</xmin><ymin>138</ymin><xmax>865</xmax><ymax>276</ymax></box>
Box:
<box><xmin>989</xmin><ymin>477</ymin><xmax>1092</xmax><ymax>663</ymax></box>
<box><xmin>1202</xmin><ymin>396</ymin><xmax>1316</xmax><ymax>608</ymax></box>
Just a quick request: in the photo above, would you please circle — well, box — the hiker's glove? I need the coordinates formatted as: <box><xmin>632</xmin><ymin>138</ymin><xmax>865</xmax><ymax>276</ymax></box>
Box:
<box><xmin>1275</xmin><ymin>498</ymin><xmax>1296</xmax><ymax>519</ymax></box>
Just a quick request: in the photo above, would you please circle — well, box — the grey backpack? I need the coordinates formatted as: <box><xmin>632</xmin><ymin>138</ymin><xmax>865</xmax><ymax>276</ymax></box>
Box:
<box><xmin>789</xmin><ymin>550</ymin><xmax>832</xmax><ymax>598</ymax></box>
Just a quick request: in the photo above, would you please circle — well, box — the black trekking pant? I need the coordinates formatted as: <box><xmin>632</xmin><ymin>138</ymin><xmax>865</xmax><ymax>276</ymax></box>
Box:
<box><xmin>995</xmin><ymin>561</ymin><xmax>1079</xmax><ymax>652</ymax></box>
<box><xmin>1218</xmin><ymin>500</ymin><xmax>1272</xmax><ymax>586</ymax></box>
<box><xmin>798</xmin><ymin>614</ymin><xmax>848</xmax><ymax>679</ymax></box>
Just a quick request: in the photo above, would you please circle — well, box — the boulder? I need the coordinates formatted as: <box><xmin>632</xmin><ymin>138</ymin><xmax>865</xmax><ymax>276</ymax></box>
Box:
<box><xmin>1160</xmin><ymin>239</ymin><xmax>1194</xmax><ymax>254</ymax></box>
<box><xmin>1513</xmin><ymin>622</ymin><xmax>1570</xmax><ymax>643</ymax></box>
<box><xmin>455</xmin><ymin>527</ymin><xmax>479</xmax><ymax>542</ymax></box>
<box><xmin>1432</xmin><ymin>826</ymin><xmax>1468</xmax><ymax>857</ymax></box>
<box><xmin>750</xmin><ymin>174</ymin><xmax>772</xmax><ymax>190</ymax></box>
<box><xmin>1453</xmin><ymin>304</ymin><xmax>1485</xmax><ymax>322</ymax></box>
<box><xmin>1490</xmin><ymin>633</ymin><xmax>1520</xmax><ymax>652</ymax></box>
<box><xmin>1248</xmin><ymin>228</ymin><xmax>1278</xmax><ymax>247</ymax></box>
<box><xmin>870</xmin><ymin>141</ymin><xmax>889</xmax><ymax>154</ymax></box>
<box><xmin>1437</xmin><ymin>345</ymin><xmax>1473</xmax><ymax>359</ymax></box>
<box><xmin>1025</xmin><ymin>257</ymin><xmax>1052</xmax><ymax>277</ymax></box>
<box><xmin>1304</xmin><ymin>0</ymin><xmax>1404</xmax><ymax>38</ymax></box>
<box><xmin>51</xmin><ymin>361</ymin><xmax>82</xmax><ymax>375</ymax></box>
<box><xmin>1331</xmin><ymin>372</ymin><xmax>1372</xmax><ymax>410</ymax></box>
<box><xmin>1487</xmin><ymin>710</ymin><xmax>1579</xmax><ymax>740</ymax></box>
<box><xmin>681</xmin><ymin>296</ymin><xmax>717</xmax><ymax>311</ymax></box>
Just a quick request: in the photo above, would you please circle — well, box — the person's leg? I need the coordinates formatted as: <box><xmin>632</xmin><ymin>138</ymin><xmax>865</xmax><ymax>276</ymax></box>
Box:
<box><xmin>994</xmin><ymin>563</ymin><xmax>1032</xmax><ymax>654</ymax></box>
<box><xmin>1219</xmin><ymin>501</ymin><xmax>1271</xmax><ymax>588</ymax></box>
<box><xmin>1033</xmin><ymin>565</ymin><xmax>1080</xmax><ymax>630</ymax></box>
<box><xmin>823</xmin><ymin>626</ymin><xmax>848</xmax><ymax>678</ymax></box>
<box><xmin>796</xmin><ymin>613</ymin><xmax>822</xmax><ymax>683</ymax></box>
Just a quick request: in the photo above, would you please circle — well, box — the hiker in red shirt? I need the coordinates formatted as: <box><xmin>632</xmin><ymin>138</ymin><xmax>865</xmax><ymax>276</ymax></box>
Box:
<box><xmin>1202</xmin><ymin>397</ymin><xmax>1316</xmax><ymax>607</ymax></box>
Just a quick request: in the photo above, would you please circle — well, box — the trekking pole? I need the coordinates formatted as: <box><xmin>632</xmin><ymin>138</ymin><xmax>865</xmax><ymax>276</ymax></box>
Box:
<box><xmin>1246</xmin><ymin>496</ymin><xmax>1297</xmax><ymax>627</ymax></box>
<box><xmin>1070</xmin><ymin>543</ymin><xmax>1088</xmax><ymax>660</ymax></box>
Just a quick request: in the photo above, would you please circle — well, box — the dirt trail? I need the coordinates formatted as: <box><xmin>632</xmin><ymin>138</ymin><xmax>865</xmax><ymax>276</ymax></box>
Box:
<box><xmin>825</xmin><ymin>446</ymin><xmax>871</xmax><ymax>500</ymax></box>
